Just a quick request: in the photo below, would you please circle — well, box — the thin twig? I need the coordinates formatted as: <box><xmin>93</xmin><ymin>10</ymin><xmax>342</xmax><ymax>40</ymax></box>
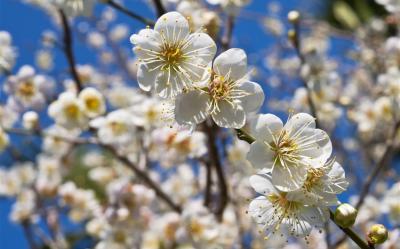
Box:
<box><xmin>22</xmin><ymin>221</ymin><xmax>38</xmax><ymax>249</ymax></box>
<box><xmin>58</xmin><ymin>9</ymin><xmax>83</xmax><ymax>92</ymax></box>
<box><xmin>152</xmin><ymin>0</ymin><xmax>166</xmax><ymax>17</ymax></box>
<box><xmin>221</xmin><ymin>15</ymin><xmax>235</xmax><ymax>51</ymax></box>
<box><xmin>105</xmin><ymin>0</ymin><xmax>154</xmax><ymax>26</ymax></box>
<box><xmin>355</xmin><ymin>121</ymin><xmax>400</xmax><ymax>209</ymax></box>
<box><xmin>203</xmin><ymin>122</ymin><xmax>229</xmax><ymax>220</ymax></box>
<box><xmin>290</xmin><ymin>20</ymin><xmax>320</xmax><ymax>128</ymax></box>
<box><xmin>5</xmin><ymin>128</ymin><xmax>182</xmax><ymax>213</ymax></box>
<box><xmin>203</xmin><ymin>159</ymin><xmax>213</xmax><ymax>208</ymax></box>
<box><xmin>329</xmin><ymin>211</ymin><xmax>373</xmax><ymax>249</ymax></box>
<box><xmin>102</xmin><ymin>144</ymin><xmax>182</xmax><ymax>213</ymax></box>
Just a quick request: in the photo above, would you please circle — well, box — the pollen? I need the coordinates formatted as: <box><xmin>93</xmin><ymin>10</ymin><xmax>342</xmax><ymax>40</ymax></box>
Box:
<box><xmin>160</xmin><ymin>44</ymin><xmax>184</xmax><ymax>69</ymax></box>
<box><xmin>18</xmin><ymin>81</ymin><xmax>35</xmax><ymax>97</ymax></box>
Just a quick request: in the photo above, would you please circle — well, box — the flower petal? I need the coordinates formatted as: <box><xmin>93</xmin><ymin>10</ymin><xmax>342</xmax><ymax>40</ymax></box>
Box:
<box><xmin>211</xmin><ymin>101</ymin><xmax>245</xmax><ymax>128</ymax></box>
<box><xmin>213</xmin><ymin>48</ymin><xmax>247</xmax><ymax>81</ymax></box>
<box><xmin>325</xmin><ymin>162</ymin><xmax>348</xmax><ymax>194</ymax></box>
<box><xmin>154</xmin><ymin>70</ymin><xmax>183</xmax><ymax>98</ymax></box>
<box><xmin>137</xmin><ymin>63</ymin><xmax>158</xmax><ymax>91</ymax></box>
<box><xmin>154</xmin><ymin>12</ymin><xmax>190</xmax><ymax>43</ymax></box>
<box><xmin>285</xmin><ymin>113</ymin><xmax>316</xmax><ymax>135</ymax></box>
<box><xmin>238</xmin><ymin>81</ymin><xmax>264</xmax><ymax>113</ymax></box>
<box><xmin>175</xmin><ymin>90</ymin><xmax>209</xmax><ymax>125</ymax></box>
<box><xmin>182</xmin><ymin>32</ymin><xmax>217</xmax><ymax>64</ymax></box>
<box><xmin>272</xmin><ymin>163</ymin><xmax>307</xmax><ymax>192</ymax></box>
<box><xmin>251</xmin><ymin>114</ymin><xmax>283</xmax><ymax>143</ymax></box>
<box><xmin>301</xmin><ymin>129</ymin><xmax>332</xmax><ymax>167</ymax></box>
<box><xmin>249</xmin><ymin>174</ymin><xmax>276</xmax><ymax>195</ymax></box>
<box><xmin>130</xmin><ymin>29</ymin><xmax>161</xmax><ymax>59</ymax></box>
<box><xmin>246</xmin><ymin>141</ymin><xmax>275</xmax><ymax>170</ymax></box>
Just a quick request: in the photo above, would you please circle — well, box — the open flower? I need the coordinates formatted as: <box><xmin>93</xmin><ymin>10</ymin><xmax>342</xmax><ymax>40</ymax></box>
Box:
<box><xmin>290</xmin><ymin>159</ymin><xmax>349</xmax><ymax>206</ymax></box>
<box><xmin>246</xmin><ymin>113</ymin><xmax>332</xmax><ymax>191</ymax></box>
<box><xmin>79</xmin><ymin>87</ymin><xmax>106</xmax><ymax>118</ymax></box>
<box><xmin>52</xmin><ymin>0</ymin><xmax>95</xmax><ymax>16</ymax></box>
<box><xmin>175</xmin><ymin>48</ymin><xmax>264</xmax><ymax>128</ymax></box>
<box><xmin>248</xmin><ymin>173</ymin><xmax>328</xmax><ymax>238</ymax></box>
<box><xmin>48</xmin><ymin>92</ymin><xmax>88</xmax><ymax>130</ymax></box>
<box><xmin>90</xmin><ymin>110</ymin><xmax>135</xmax><ymax>145</ymax></box>
<box><xmin>130</xmin><ymin>11</ymin><xmax>217</xmax><ymax>98</ymax></box>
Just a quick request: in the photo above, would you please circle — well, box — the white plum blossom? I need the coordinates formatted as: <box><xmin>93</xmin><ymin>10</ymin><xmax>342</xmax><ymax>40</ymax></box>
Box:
<box><xmin>175</xmin><ymin>48</ymin><xmax>264</xmax><ymax>129</ymax></box>
<box><xmin>53</xmin><ymin>0</ymin><xmax>95</xmax><ymax>16</ymax></box>
<box><xmin>79</xmin><ymin>87</ymin><xmax>106</xmax><ymax>118</ymax></box>
<box><xmin>90</xmin><ymin>109</ymin><xmax>135</xmax><ymax>145</ymax></box>
<box><xmin>376</xmin><ymin>0</ymin><xmax>400</xmax><ymax>13</ymax></box>
<box><xmin>206</xmin><ymin>0</ymin><xmax>251</xmax><ymax>15</ymax></box>
<box><xmin>130</xmin><ymin>11</ymin><xmax>217</xmax><ymax>98</ymax></box>
<box><xmin>246</xmin><ymin>113</ymin><xmax>332</xmax><ymax>191</ymax></box>
<box><xmin>248</xmin><ymin>173</ymin><xmax>328</xmax><ymax>238</ymax></box>
<box><xmin>5</xmin><ymin>65</ymin><xmax>54</xmax><ymax>109</ymax></box>
<box><xmin>48</xmin><ymin>91</ymin><xmax>89</xmax><ymax>130</ymax></box>
<box><xmin>0</xmin><ymin>31</ymin><xmax>17</xmax><ymax>73</ymax></box>
<box><xmin>288</xmin><ymin>160</ymin><xmax>349</xmax><ymax>206</ymax></box>
<box><xmin>383</xmin><ymin>182</ymin><xmax>400</xmax><ymax>226</ymax></box>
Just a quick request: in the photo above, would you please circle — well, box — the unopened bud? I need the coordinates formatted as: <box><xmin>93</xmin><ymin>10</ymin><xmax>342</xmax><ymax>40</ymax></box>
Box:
<box><xmin>288</xmin><ymin>29</ymin><xmax>297</xmax><ymax>45</ymax></box>
<box><xmin>334</xmin><ymin>203</ymin><xmax>357</xmax><ymax>228</ymax></box>
<box><xmin>367</xmin><ymin>224</ymin><xmax>388</xmax><ymax>245</ymax></box>
<box><xmin>288</xmin><ymin>10</ymin><xmax>301</xmax><ymax>24</ymax></box>
<box><xmin>22</xmin><ymin>111</ymin><xmax>39</xmax><ymax>130</ymax></box>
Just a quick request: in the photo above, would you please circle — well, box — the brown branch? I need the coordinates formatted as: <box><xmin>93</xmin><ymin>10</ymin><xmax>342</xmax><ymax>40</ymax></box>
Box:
<box><xmin>22</xmin><ymin>221</ymin><xmax>38</xmax><ymax>249</ymax></box>
<box><xmin>203</xmin><ymin>159</ymin><xmax>213</xmax><ymax>208</ymax></box>
<box><xmin>102</xmin><ymin>144</ymin><xmax>182</xmax><ymax>213</ymax></box>
<box><xmin>203</xmin><ymin>122</ymin><xmax>228</xmax><ymax>220</ymax></box>
<box><xmin>105</xmin><ymin>0</ymin><xmax>154</xmax><ymax>26</ymax></box>
<box><xmin>5</xmin><ymin>128</ymin><xmax>182</xmax><ymax>214</ymax></box>
<box><xmin>221</xmin><ymin>15</ymin><xmax>235</xmax><ymax>51</ymax></box>
<box><xmin>152</xmin><ymin>0</ymin><xmax>166</xmax><ymax>18</ymax></box>
<box><xmin>58</xmin><ymin>9</ymin><xmax>83</xmax><ymax>92</ymax></box>
<box><xmin>329</xmin><ymin>211</ymin><xmax>373</xmax><ymax>249</ymax></box>
<box><xmin>355</xmin><ymin>121</ymin><xmax>400</xmax><ymax>210</ymax></box>
<box><xmin>289</xmin><ymin>19</ymin><xmax>320</xmax><ymax>128</ymax></box>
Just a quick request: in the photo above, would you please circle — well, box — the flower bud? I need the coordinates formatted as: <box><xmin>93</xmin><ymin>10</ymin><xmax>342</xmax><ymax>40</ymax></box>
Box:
<box><xmin>23</xmin><ymin>111</ymin><xmax>39</xmax><ymax>130</ymax></box>
<box><xmin>288</xmin><ymin>29</ymin><xmax>297</xmax><ymax>45</ymax></box>
<box><xmin>367</xmin><ymin>224</ymin><xmax>388</xmax><ymax>245</ymax></box>
<box><xmin>288</xmin><ymin>10</ymin><xmax>301</xmax><ymax>24</ymax></box>
<box><xmin>334</xmin><ymin>203</ymin><xmax>357</xmax><ymax>228</ymax></box>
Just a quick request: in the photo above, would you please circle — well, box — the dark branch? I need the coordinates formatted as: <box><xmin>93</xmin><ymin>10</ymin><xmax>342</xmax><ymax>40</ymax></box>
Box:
<box><xmin>58</xmin><ymin>9</ymin><xmax>83</xmax><ymax>92</ymax></box>
<box><xmin>106</xmin><ymin>0</ymin><xmax>154</xmax><ymax>26</ymax></box>
<box><xmin>152</xmin><ymin>0</ymin><xmax>166</xmax><ymax>17</ymax></box>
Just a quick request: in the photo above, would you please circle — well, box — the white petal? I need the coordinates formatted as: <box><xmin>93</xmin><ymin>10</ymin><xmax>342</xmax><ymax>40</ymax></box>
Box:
<box><xmin>175</xmin><ymin>90</ymin><xmax>209</xmax><ymax>125</ymax></box>
<box><xmin>211</xmin><ymin>101</ymin><xmax>245</xmax><ymax>128</ymax></box>
<box><xmin>251</xmin><ymin>114</ymin><xmax>283</xmax><ymax>143</ymax></box>
<box><xmin>301</xmin><ymin>129</ymin><xmax>332</xmax><ymax>167</ymax></box>
<box><xmin>246</xmin><ymin>141</ymin><xmax>274</xmax><ymax>170</ymax></box>
<box><xmin>285</xmin><ymin>113</ymin><xmax>316</xmax><ymax>135</ymax></box>
<box><xmin>154</xmin><ymin>70</ymin><xmax>183</xmax><ymax>98</ymax></box>
<box><xmin>213</xmin><ymin>48</ymin><xmax>247</xmax><ymax>81</ymax></box>
<box><xmin>238</xmin><ymin>81</ymin><xmax>264</xmax><ymax>113</ymax></box>
<box><xmin>248</xmin><ymin>196</ymin><xmax>273</xmax><ymax>223</ymax></box>
<box><xmin>182</xmin><ymin>32</ymin><xmax>217</xmax><ymax>63</ymax></box>
<box><xmin>154</xmin><ymin>12</ymin><xmax>189</xmax><ymax>43</ymax></box>
<box><xmin>130</xmin><ymin>29</ymin><xmax>161</xmax><ymax>59</ymax></box>
<box><xmin>326</xmin><ymin>162</ymin><xmax>348</xmax><ymax>193</ymax></box>
<box><xmin>249</xmin><ymin>174</ymin><xmax>276</xmax><ymax>195</ymax></box>
<box><xmin>137</xmin><ymin>63</ymin><xmax>158</xmax><ymax>91</ymax></box>
<box><xmin>272</xmin><ymin>163</ymin><xmax>307</xmax><ymax>192</ymax></box>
